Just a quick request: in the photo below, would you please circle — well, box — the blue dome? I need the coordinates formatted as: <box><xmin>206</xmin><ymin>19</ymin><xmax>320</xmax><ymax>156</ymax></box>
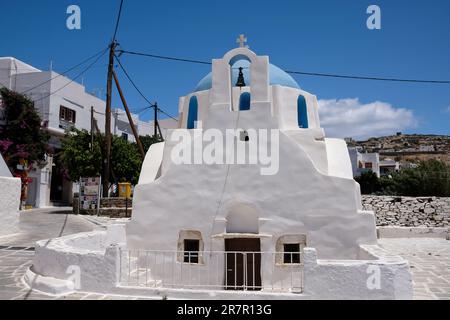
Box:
<box><xmin>194</xmin><ymin>59</ymin><xmax>300</xmax><ymax>92</ymax></box>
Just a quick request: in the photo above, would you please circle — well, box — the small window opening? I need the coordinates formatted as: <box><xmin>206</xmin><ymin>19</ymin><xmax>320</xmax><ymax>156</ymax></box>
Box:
<box><xmin>283</xmin><ymin>243</ymin><xmax>301</xmax><ymax>264</ymax></box>
<box><xmin>184</xmin><ymin>239</ymin><xmax>200</xmax><ymax>264</ymax></box>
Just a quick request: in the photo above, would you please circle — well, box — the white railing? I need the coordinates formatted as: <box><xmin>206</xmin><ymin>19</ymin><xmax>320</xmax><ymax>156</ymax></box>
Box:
<box><xmin>118</xmin><ymin>249</ymin><xmax>303</xmax><ymax>293</ymax></box>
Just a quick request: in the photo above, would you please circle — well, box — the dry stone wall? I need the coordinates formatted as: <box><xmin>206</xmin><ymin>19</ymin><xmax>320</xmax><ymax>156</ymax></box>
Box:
<box><xmin>362</xmin><ymin>196</ymin><xmax>450</xmax><ymax>227</ymax></box>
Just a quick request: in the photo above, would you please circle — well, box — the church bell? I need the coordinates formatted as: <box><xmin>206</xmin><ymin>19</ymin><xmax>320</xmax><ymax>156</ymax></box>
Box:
<box><xmin>235</xmin><ymin>67</ymin><xmax>246</xmax><ymax>87</ymax></box>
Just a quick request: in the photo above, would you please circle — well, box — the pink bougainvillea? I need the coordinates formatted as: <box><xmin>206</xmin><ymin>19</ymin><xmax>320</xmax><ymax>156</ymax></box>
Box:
<box><xmin>0</xmin><ymin>139</ymin><xmax>13</xmax><ymax>152</ymax></box>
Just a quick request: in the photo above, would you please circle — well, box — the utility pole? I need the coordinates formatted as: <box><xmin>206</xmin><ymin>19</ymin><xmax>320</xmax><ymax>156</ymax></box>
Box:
<box><xmin>112</xmin><ymin>70</ymin><xmax>146</xmax><ymax>159</ymax></box>
<box><xmin>90</xmin><ymin>106</ymin><xmax>94</xmax><ymax>151</ymax></box>
<box><xmin>103</xmin><ymin>41</ymin><xmax>117</xmax><ymax>197</ymax></box>
<box><xmin>154</xmin><ymin>103</ymin><xmax>158</xmax><ymax>138</ymax></box>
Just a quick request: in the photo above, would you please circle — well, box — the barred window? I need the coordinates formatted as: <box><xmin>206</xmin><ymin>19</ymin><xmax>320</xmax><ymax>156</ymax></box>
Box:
<box><xmin>283</xmin><ymin>243</ymin><xmax>301</xmax><ymax>264</ymax></box>
<box><xmin>183</xmin><ymin>239</ymin><xmax>200</xmax><ymax>264</ymax></box>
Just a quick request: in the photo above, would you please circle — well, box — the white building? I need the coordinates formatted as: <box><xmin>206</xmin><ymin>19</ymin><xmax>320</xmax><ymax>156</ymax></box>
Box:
<box><xmin>0</xmin><ymin>57</ymin><xmax>177</xmax><ymax>208</ymax></box>
<box><xmin>348</xmin><ymin>147</ymin><xmax>380</xmax><ymax>177</ymax></box>
<box><xmin>26</xmin><ymin>46</ymin><xmax>412</xmax><ymax>299</ymax></box>
<box><xmin>379</xmin><ymin>158</ymin><xmax>400</xmax><ymax>176</ymax></box>
<box><xmin>124</xmin><ymin>47</ymin><xmax>411</xmax><ymax>297</ymax></box>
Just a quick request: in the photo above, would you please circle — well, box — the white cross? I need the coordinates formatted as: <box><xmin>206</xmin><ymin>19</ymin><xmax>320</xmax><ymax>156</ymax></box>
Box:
<box><xmin>236</xmin><ymin>34</ymin><xmax>248</xmax><ymax>48</ymax></box>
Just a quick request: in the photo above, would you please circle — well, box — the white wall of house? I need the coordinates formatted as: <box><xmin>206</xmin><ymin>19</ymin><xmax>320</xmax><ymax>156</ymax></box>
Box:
<box><xmin>348</xmin><ymin>148</ymin><xmax>380</xmax><ymax>177</ymax></box>
<box><xmin>0</xmin><ymin>57</ymin><xmax>179</xmax><ymax>208</ymax></box>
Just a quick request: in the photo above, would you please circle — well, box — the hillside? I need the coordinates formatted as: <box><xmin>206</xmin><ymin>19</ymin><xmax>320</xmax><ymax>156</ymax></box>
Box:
<box><xmin>346</xmin><ymin>134</ymin><xmax>450</xmax><ymax>164</ymax></box>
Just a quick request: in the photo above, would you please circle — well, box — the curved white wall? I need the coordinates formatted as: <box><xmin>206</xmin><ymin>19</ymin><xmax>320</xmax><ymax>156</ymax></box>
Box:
<box><xmin>0</xmin><ymin>176</ymin><xmax>21</xmax><ymax>237</ymax></box>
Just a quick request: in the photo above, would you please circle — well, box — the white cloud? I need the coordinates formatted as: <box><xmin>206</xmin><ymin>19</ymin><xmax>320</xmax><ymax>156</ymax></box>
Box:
<box><xmin>444</xmin><ymin>106</ymin><xmax>450</xmax><ymax>113</ymax></box>
<box><xmin>317</xmin><ymin>98</ymin><xmax>418</xmax><ymax>139</ymax></box>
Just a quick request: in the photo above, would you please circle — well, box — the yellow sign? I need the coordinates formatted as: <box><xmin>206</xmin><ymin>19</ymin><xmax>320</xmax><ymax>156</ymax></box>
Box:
<box><xmin>118</xmin><ymin>183</ymin><xmax>132</xmax><ymax>198</ymax></box>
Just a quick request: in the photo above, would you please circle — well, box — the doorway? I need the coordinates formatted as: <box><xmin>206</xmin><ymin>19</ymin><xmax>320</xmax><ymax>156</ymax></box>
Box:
<box><xmin>225</xmin><ymin>238</ymin><xmax>261</xmax><ymax>291</ymax></box>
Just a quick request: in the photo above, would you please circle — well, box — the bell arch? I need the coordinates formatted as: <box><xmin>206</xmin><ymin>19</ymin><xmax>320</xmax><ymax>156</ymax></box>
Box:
<box><xmin>211</xmin><ymin>48</ymin><xmax>269</xmax><ymax>106</ymax></box>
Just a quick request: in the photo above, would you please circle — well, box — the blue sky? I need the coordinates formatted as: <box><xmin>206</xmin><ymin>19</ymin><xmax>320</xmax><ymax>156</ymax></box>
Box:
<box><xmin>1</xmin><ymin>0</ymin><xmax>449</xmax><ymax>139</ymax></box>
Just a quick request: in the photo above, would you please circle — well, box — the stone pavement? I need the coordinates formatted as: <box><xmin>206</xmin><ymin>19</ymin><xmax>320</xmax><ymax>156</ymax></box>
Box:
<box><xmin>379</xmin><ymin>238</ymin><xmax>450</xmax><ymax>300</ymax></box>
<box><xmin>0</xmin><ymin>209</ymin><xmax>449</xmax><ymax>300</ymax></box>
<box><xmin>0</xmin><ymin>208</ymin><xmax>101</xmax><ymax>247</ymax></box>
<box><xmin>0</xmin><ymin>209</ymin><xmax>151</xmax><ymax>300</ymax></box>
<box><xmin>0</xmin><ymin>247</ymin><xmax>154</xmax><ymax>300</ymax></box>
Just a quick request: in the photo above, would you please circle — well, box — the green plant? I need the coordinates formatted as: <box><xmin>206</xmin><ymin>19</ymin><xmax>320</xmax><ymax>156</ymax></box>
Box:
<box><xmin>61</xmin><ymin>129</ymin><xmax>160</xmax><ymax>186</ymax></box>
<box><xmin>0</xmin><ymin>88</ymin><xmax>50</xmax><ymax>201</ymax></box>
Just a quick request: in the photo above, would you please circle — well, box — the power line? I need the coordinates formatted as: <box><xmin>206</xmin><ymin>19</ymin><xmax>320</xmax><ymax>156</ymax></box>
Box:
<box><xmin>114</xmin><ymin>55</ymin><xmax>178</xmax><ymax>121</ymax></box>
<box><xmin>112</xmin><ymin>0</ymin><xmax>124</xmax><ymax>42</ymax></box>
<box><xmin>157</xmin><ymin>107</ymin><xmax>178</xmax><ymax>121</ymax></box>
<box><xmin>0</xmin><ymin>64</ymin><xmax>111</xmax><ymax>72</ymax></box>
<box><xmin>284</xmin><ymin>70</ymin><xmax>450</xmax><ymax>84</ymax></box>
<box><xmin>114</xmin><ymin>55</ymin><xmax>153</xmax><ymax>106</ymax></box>
<box><xmin>130</xmin><ymin>105</ymin><xmax>152</xmax><ymax>114</ymax></box>
<box><xmin>118</xmin><ymin>50</ymin><xmax>212</xmax><ymax>65</ymax></box>
<box><xmin>117</xmin><ymin>49</ymin><xmax>450</xmax><ymax>85</ymax></box>
<box><xmin>32</xmin><ymin>49</ymin><xmax>108</xmax><ymax>103</ymax></box>
<box><xmin>20</xmin><ymin>48</ymin><xmax>108</xmax><ymax>94</ymax></box>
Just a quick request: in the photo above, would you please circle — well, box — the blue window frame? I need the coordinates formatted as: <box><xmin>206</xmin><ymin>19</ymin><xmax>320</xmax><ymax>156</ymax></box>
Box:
<box><xmin>239</xmin><ymin>92</ymin><xmax>251</xmax><ymax>111</ymax></box>
<box><xmin>187</xmin><ymin>96</ymin><xmax>198</xmax><ymax>129</ymax></box>
<box><xmin>297</xmin><ymin>95</ymin><xmax>309</xmax><ymax>128</ymax></box>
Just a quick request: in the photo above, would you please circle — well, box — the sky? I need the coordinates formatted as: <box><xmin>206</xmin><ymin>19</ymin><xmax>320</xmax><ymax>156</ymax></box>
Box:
<box><xmin>0</xmin><ymin>0</ymin><xmax>449</xmax><ymax>139</ymax></box>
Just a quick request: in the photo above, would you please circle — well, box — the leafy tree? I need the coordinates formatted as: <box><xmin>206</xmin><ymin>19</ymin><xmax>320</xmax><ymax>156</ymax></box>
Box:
<box><xmin>61</xmin><ymin>129</ymin><xmax>158</xmax><ymax>186</ymax></box>
<box><xmin>140</xmin><ymin>134</ymin><xmax>163</xmax><ymax>153</ymax></box>
<box><xmin>111</xmin><ymin>135</ymin><xmax>142</xmax><ymax>185</ymax></box>
<box><xmin>355</xmin><ymin>160</ymin><xmax>450</xmax><ymax>197</ymax></box>
<box><xmin>355</xmin><ymin>171</ymin><xmax>382</xmax><ymax>194</ymax></box>
<box><xmin>384</xmin><ymin>160</ymin><xmax>450</xmax><ymax>197</ymax></box>
<box><xmin>60</xmin><ymin>128</ymin><xmax>103</xmax><ymax>181</ymax></box>
<box><xmin>0</xmin><ymin>88</ymin><xmax>50</xmax><ymax>202</ymax></box>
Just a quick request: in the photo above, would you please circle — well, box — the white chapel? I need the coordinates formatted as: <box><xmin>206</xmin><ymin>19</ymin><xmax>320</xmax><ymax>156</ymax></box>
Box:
<box><xmin>126</xmin><ymin>42</ymin><xmax>380</xmax><ymax>289</ymax></box>
<box><xmin>26</xmin><ymin>40</ymin><xmax>412</xmax><ymax>299</ymax></box>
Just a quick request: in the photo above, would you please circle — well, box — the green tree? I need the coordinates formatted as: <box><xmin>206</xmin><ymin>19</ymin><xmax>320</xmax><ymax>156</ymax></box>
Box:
<box><xmin>61</xmin><ymin>128</ymin><xmax>147</xmax><ymax>186</ymax></box>
<box><xmin>60</xmin><ymin>128</ymin><xmax>103</xmax><ymax>181</ymax></box>
<box><xmin>355</xmin><ymin>171</ymin><xmax>381</xmax><ymax>194</ymax></box>
<box><xmin>384</xmin><ymin>160</ymin><xmax>450</xmax><ymax>197</ymax></box>
<box><xmin>111</xmin><ymin>135</ymin><xmax>142</xmax><ymax>185</ymax></box>
<box><xmin>355</xmin><ymin>160</ymin><xmax>450</xmax><ymax>196</ymax></box>
<box><xmin>0</xmin><ymin>88</ymin><xmax>50</xmax><ymax>202</ymax></box>
<box><xmin>140</xmin><ymin>134</ymin><xmax>163</xmax><ymax>153</ymax></box>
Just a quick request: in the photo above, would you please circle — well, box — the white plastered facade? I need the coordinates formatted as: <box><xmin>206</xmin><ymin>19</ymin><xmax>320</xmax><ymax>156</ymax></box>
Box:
<box><xmin>26</xmin><ymin>48</ymin><xmax>412</xmax><ymax>299</ymax></box>
<box><xmin>127</xmin><ymin>47</ymin><xmax>378</xmax><ymax>260</ymax></box>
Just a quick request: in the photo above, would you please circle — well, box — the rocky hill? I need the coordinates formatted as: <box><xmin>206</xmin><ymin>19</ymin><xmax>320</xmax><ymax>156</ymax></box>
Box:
<box><xmin>346</xmin><ymin>134</ymin><xmax>450</xmax><ymax>164</ymax></box>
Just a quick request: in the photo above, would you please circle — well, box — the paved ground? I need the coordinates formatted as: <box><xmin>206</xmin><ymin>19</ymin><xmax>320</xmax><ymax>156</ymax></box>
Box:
<box><xmin>0</xmin><ymin>209</ymin><xmax>449</xmax><ymax>300</ymax></box>
<box><xmin>379</xmin><ymin>238</ymin><xmax>450</xmax><ymax>300</ymax></box>
<box><xmin>0</xmin><ymin>208</ymin><xmax>101</xmax><ymax>247</ymax></box>
<box><xmin>0</xmin><ymin>209</ymin><xmax>152</xmax><ymax>300</ymax></box>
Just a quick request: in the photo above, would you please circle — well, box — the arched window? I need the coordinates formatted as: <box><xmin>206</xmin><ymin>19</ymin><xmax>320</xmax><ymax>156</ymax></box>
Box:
<box><xmin>239</xmin><ymin>92</ymin><xmax>251</xmax><ymax>111</ymax></box>
<box><xmin>297</xmin><ymin>95</ymin><xmax>309</xmax><ymax>129</ymax></box>
<box><xmin>187</xmin><ymin>96</ymin><xmax>198</xmax><ymax>129</ymax></box>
